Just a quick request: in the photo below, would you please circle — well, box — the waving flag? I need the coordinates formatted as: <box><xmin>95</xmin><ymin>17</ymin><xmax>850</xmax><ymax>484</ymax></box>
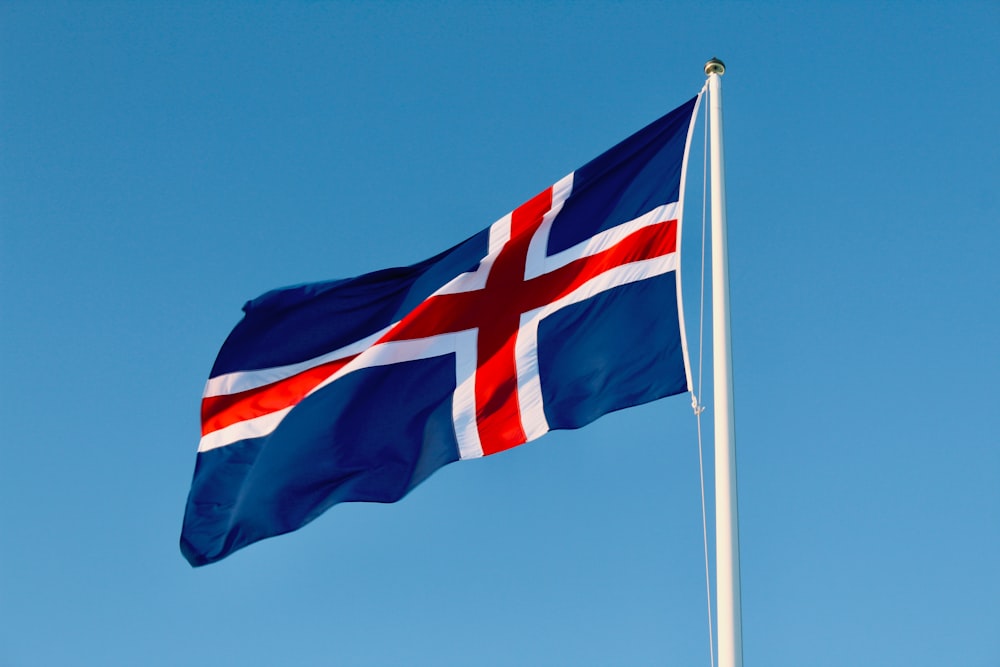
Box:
<box><xmin>182</xmin><ymin>95</ymin><xmax>701</xmax><ymax>566</ymax></box>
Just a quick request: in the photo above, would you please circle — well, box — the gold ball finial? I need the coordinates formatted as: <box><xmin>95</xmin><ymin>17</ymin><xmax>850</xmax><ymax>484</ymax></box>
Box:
<box><xmin>704</xmin><ymin>58</ymin><xmax>726</xmax><ymax>76</ymax></box>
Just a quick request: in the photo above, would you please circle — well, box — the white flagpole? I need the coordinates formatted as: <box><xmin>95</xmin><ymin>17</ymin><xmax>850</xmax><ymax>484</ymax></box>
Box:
<box><xmin>705</xmin><ymin>57</ymin><xmax>743</xmax><ymax>667</ymax></box>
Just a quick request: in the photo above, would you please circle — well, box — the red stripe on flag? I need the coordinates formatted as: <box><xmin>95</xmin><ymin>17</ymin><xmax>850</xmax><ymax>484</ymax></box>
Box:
<box><xmin>472</xmin><ymin>186</ymin><xmax>554</xmax><ymax>452</ymax></box>
<box><xmin>375</xmin><ymin>190</ymin><xmax>678</xmax><ymax>456</ymax></box>
<box><xmin>201</xmin><ymin>355</ymin><xmax>357</xmax><ymax>436</ymax></box>
<box><xmin>199</xmin><ymin>200</ymin><xmax>678</xmax><ymax>452</ymax></box>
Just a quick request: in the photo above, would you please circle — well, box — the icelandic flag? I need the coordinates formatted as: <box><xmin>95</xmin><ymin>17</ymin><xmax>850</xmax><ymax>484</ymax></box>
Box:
<box><xmin>182</xmin><ymin>94</ymin><xmax>701</xmax><ymax>566</ymax></box>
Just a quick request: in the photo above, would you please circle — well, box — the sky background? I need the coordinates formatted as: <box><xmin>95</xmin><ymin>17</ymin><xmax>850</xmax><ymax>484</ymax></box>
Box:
<box><xmin>2</xmin><ymin>2</ymin><xmax>998</xmax><ymax>666</ymax></box>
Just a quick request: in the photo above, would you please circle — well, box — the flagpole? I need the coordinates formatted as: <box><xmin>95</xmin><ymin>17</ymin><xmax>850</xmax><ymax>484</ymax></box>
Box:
<box><xmin>705</xmin><ymin>57</ymin><xmax>743</xmax><ymax>667</ymax></box>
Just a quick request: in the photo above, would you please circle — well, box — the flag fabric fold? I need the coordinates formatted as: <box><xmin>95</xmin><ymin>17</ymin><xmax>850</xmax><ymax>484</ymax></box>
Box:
<box><xmin>182</xmin><ymin>94</ymin><xmax>701</xmax><ymax>566</ymax></box>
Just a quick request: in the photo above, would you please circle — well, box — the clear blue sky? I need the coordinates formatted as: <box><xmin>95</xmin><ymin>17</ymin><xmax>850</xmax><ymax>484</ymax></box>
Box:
<box><xmin>2</xmin><ymin>2</ymin><xmax>997</xmax><ymax>666</ymax></box>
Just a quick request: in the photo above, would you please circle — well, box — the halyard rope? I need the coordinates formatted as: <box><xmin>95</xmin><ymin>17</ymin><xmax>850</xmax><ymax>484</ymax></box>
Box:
<box><xmin>694</xmin><ymin>84</ymin><xmax>716</xmax><ymax>667</ymax></box>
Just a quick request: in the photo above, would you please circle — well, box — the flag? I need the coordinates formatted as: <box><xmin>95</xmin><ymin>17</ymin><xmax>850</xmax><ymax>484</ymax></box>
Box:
<box><xmin>181</xmin><ymin>94</ymin><xmax>702</xmax><ymax>566</ymax></box>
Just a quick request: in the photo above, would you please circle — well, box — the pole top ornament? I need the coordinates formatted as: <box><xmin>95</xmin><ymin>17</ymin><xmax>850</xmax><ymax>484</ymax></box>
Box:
<box><xmin>704</xmin><ymin>58</ymin><xmax>726</xmax><ymax>76</ymax></box>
